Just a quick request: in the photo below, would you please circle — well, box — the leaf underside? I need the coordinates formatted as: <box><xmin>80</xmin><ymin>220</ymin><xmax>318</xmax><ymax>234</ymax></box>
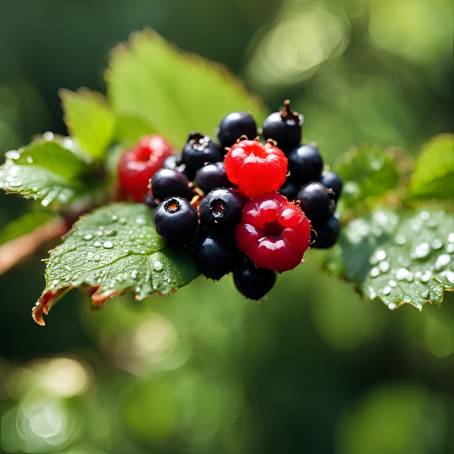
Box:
<box><xmin>33</xmin><ymin>203</ymin><xmax>199</xmax><ymax>325</ymax></box>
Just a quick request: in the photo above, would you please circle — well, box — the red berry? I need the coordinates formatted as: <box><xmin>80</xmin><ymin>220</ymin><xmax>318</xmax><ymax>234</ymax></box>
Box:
<box><xmin>236</xmin><ymin>193</ymin><xmax>311</xmax><ymax>272</ymax></box>
<box><xmin>118</xmin><ymin>135</ymin><xmax>173</xmax><ymax>202</ymax></box>
<box><xmin>224</xmin><ymin>139</ymin><xmax>287</xmax><ymax>198</ymax></box>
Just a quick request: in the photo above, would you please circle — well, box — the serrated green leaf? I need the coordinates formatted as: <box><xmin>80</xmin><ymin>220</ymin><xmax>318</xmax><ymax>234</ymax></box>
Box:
<box><xmin>0</xmin><ymin>139</ymin><xmax>91</xmax><ymax>208</ymax></box>
<box><xmin>408</xmin><ymin>134</ymin><xmax>454</xmax><ymax>199</ymax></box>
<box><xmin>338</xmin><ymin>209</ymin><xmax>453</xmax><ymax>310</ymax></box>
<box><xmin>33</xmin><ymin>203</ymin><xmax>199</xmax><ymax>325</ymax></box>
<box><xmin>106</xmin><ymin>29</ymin><xmax>267</xmax><ymax>145</ymax></box>
<box><xmin>0</xmin><ymin>211</ymin><xmax>57</xmax><ymax>245</ymax></box>
<box><xmin>61</xmin><ymin>89</ymin><xmax>115</xmax><ymax>159</ymax></box>
<box><xmin>335</xmin><ymin>146</ymin><xmax>399</xmax><ymax>211</ymax></box>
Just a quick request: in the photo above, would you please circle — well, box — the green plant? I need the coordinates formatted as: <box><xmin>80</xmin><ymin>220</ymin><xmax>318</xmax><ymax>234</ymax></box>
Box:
<box><xmin>0</xmin><ymin>29</ymin><xmax>452</xmax><ymax>325</ymax></box>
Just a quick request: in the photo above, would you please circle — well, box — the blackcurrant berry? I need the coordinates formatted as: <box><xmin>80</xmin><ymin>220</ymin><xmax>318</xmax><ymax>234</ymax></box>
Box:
<box><xmin>154</xmin><ymin>197</ymin><xmax>198</xmax><ymax>243</ymax></box>
<box><xmin>297</xmin><ymin>182</ymin><xmax>334</xmax><ymax>226</ymax></box>
<box><xmin>233</xmin><ymin>259</ymin><xmax>277</xmax><ymax>300</ymax></box>
<box><xmin>199</xmin><ymin>188</ymin><xmax>245</xmax><ymax>230</ymax></box>
<box><xmin>194</xmin><ymin>233</ymin><xmax>239</xmax><ymax>280</ymax></box>
<box><xmin>262</xmin><ymin>100</ymin><xmax>303</xmax><ymax>152</ymax></box>
<box><xmin>312</xmin><ymin>216</ymin><xmax>340</xmax><ymax>249</ymax></box>
<box><xmin>144</xmin><ymin>192</ymin><xmax>159</xmax><ymax>209</ymax></box>
<box><xmin>279</xmin><ymin>179</ymin><xmax>299</xmax><ymax>201</ymax></box>
<box><xmin>320</xmin><ymin>171</ymin><xmax>343</xmax><ymax>202</ymax></box>
<box><xmin>195</xmin><ymin>162</ymin><xmax>229</xmax><ymax>193</ymax></box>
<box><xmin>182</xmin><ymin>133</ymin><xmax>223</xmax><ymax>178</ymax></box>
<box><xmin>217</xmin><ymin>112</ymin><xmax>258</xmax><ymax>148</ymax></box>
<box><xmin>151</xmin><ymin>169</ymin><xmax>192</xmax><ymax>201</ymax></box>
<box><xmin>288</xmin><ymin>143</ymin><xmax>324</xmax><ymax>184</ymax></box>
<box><xmin>163</xmin><ymin>155</ymin><xmax>184</xmax><ymax>171</ymax></box>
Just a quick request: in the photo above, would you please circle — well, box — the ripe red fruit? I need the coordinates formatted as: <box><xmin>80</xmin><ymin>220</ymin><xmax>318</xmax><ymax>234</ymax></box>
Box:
<box><xmin>117</xmin><ymin>135</ymin><xmax>173</xmax><ymax>202</ymax></box>
<box><xmin>236</xmin><ymin>193</ymin><xmax>311</xmax><ymax>272</ymax></box>
<box><xmin>224</xmin><ymin>139</ymin><xmax>287</xmax><ymax>198</ymax></box>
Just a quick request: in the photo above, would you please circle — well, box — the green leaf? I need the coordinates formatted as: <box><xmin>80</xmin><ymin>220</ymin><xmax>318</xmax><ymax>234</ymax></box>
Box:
<box><xmin>114</xmin><ymin>113</ymin><xmax>155</xmax><ymax>147</ymax></box>
<box><xmin>335</xmin><ymin>146</ymin><xmax>399</xmax><ymax>211</ymax></box>
<box><xmin>408</xmin><ymin>134</ymin><xmax>454</xmax><ymax>199</ymax></box>
<box><xmin>337</xmin><ymin>208</ymin><xmax>454</xmax><ymax>310</ymax></box>
<box><xmin>61</xmin><ymin>89</ymin><xmax>115</xmax><ymax>160</ymax></box>
<box><xmin>33</xmin><ymin>203</ymin><xmax>199</xmax><ymax>325</ymax></box>
<box><xmin>106</xmin><ymin>29</ymin><xmax>267</xmax><ymax>146</ymax></box>
<box><xmin>0</xmin><ymin>139</ymin><xmax>91</xmax><ymax>208</ymax></box>
<box><xmin>0</xmin><ymin>211</ymin><xmax>57</xmax><ymax>245</ymax></box>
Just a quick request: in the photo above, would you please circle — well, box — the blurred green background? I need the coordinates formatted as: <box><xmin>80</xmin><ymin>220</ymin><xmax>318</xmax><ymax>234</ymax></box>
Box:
<box><xmin>0</xmin><ymin>0</ymin><xmax>453</xmax><ymax>452</ymax></box>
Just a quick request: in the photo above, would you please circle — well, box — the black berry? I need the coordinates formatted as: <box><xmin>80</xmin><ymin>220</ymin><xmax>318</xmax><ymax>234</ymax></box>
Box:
<box><xmin>262</xmin><ymin>100</ymin><xmax>303</xmax><ymax>152</ymax></box>
<box><xmin>233</xmin><ymin>259</ymin><xmax>277</xmax><ymax>300</ymax></box>
<box><xmin>195</xmin><ymin>162</ymin><xmax>229</xmax><ymax>193</ymax></box>
<box><xmin>154</xmin><ymin>197</ymin><xmax>198</xmax><ymax>243</ymax></box>
<box><xmin>279</xmin><ymin>179</ymin><xmax>299</xmax><ymax>201</ymax></box>
<box><xmin>144</xmin><ymin>192</ymin><xmax>159</xmax><ymax>209</ymax></box>
<box><xmin>312</xmin><ymin>216</ymin><xmax>340</xmax><ymax>249</ymax></box>
<box><xmin>320</xmin><ymin>171</ymin><xmax>343</xmax><ymax>202</ymax></box>
<box><xmin>218</xmin><ymin>112</ymin><xmax>257</xmax><ymax>148</ymax></box>
<box><xmin>151</xmin><ymin>169</ymin><xmax>192</xmax><ymax>201</ymax></box>
<box><xmin>288</xmin><ymin>143</ymin><xmax>324</xmax><ymax>184</ymax></box>
<box><xmin>297</xmin><ymin>182</ymin><xmax>334</xmax><ymax>226</ymax></box>
<box><xmin>199</xmin><ymin>188</ymin><xmax>245</xmax><ymax>230</ymax></box>
<box><xmin>194</xmin><ymin>233</ymin><xmax>239</xmax><ymax>280</ymax></box>
<box><xmin>182</xmin><ymin>133</ymin><xmax>223</xmax><ymax>178</ymax></box>
<box><xmin>163</xmin><ymin>155</ymin><xmax>184</xmax><ymax>172</ymax></box>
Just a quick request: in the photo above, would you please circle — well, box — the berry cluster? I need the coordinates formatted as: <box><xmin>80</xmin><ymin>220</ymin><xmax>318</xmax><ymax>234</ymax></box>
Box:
<box><xmin>117</xmin><ymin>100</ymin><xmax>342</xmax><ymax>299</ymax></box>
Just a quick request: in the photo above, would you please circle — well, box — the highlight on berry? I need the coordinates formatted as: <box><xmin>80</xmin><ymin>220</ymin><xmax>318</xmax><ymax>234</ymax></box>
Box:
<box><xmin>117</xmin><ymin>100</ymin><xmax>343</xmax><ymax>300</ymax></box>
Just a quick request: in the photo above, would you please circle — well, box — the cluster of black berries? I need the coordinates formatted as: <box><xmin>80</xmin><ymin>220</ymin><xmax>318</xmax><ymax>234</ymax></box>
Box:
<box><xmin>143</xmin><ymin>100</ymin><xmax>342</xmax><ymax>300</ymax></box>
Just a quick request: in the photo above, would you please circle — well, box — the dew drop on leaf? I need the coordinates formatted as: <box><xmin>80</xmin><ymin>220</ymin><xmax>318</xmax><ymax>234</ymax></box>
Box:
<box><xmin>434</xmin><ymin>254</ymin><xmax>451</xmax><ymax>270</ymax></box>
<box><xmin>103</xmin><ymin>241</ymin><xmax>114</xmax><ymax>249</ymax></box>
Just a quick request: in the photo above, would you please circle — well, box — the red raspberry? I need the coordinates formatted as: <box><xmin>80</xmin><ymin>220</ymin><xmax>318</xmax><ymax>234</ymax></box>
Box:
<box><xmin>224</xmin><ymin>139</ymin><xmax>287</xmax><ymax>198</ymax></box>
<box><xmin>236</xmin><ymin>193</ymin><xmax>311</xmax><ymax>272</ymax></box>
<box><xmin>118</xmin><ymin>135</ymin><xmax>173</xmax><ymax>202</ymax></box>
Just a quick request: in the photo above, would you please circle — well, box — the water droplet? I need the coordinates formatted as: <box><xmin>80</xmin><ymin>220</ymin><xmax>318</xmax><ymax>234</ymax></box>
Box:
<box><xmin>446</xmin><ymin>272</ymin><xmax>454</xmax><ymax>284</ymax></box>
<box><xmin>388</xmin><ymin>303</ymin><xmax>397</xmax><ymax>310</ymax></box>
<box><xmin>369</xmin><ymin>267</ymin><xmax>380</xmax><ymax>278</ymax></box>
<box><xmin>111</xmin><ymin>215</ymin><xmax>118</xmax><ymax>222</ymax></box>
<box><xmin>419</xmin><ymin>271</ymin><xmax>432</xmax><ymax>283</ymax></box>
<box><xmin>447</xmin><ymin>243</ymin><xmax>454</xmax><ymax>254</ymax></box>
<box><xmin>396</xmin><ymin>268</ymin><xmax>413</xmax><ymax>281</ymax></box>
<box><xmin>402</xmin><ymin>295</ymin><xmax>412</xmax><ymax>304</ymax></box>
<box><xmin>131</xmin><ymin>270</ymin><xmax>138</xmax><ymax>280</ymax></box>
<box><xmin>96</xmin><ymin>229</ymin><xmax>104</xmax><ymax>237</ymax></box>
<box><xmin>419</xmin><ymin>211</ymin><xmax>430</xmax><ymax>221</ymax></box>
<box><xmin>103</xmin><ymin>241</ymin><xmax>114</xmax><ymax>249</ymax></box>
<box><xmin>383</xmin><ymin>286</ymin><xmax>392</xmax><ymax>296</ymax></box>
<box><xmin>87</xmin><ymin>252</ymin><xmax>94</xmax><ymax>261</ymax></box>
<box><xmin>119</xmin><ymin>217</ymin><xmax>127</xmax><ymax>225</ymax></box>
<box><xmin>448</xmin><ymin>233</ymin><xmax>454</xmax><ymax>243</ymax></box>
<box><xmin>106</xmin><ymin>229</ymin><xmax>117</xmax><ymax>237</ymax></box>
<box><xmin>367</xmin><ymin>287</ymin><xmax>377</xmax><ymax>299</ymax></box>
<box><xmin>435</xmin><ymin>254</ymin><xmax>450</xmax><ymax>270</ymax></box>
<box><xmin>83</xmin><ymin>234</ymin><xmax>93</xmax><ymax>241</ymax></box>
<box><xmin>136</xmin><ymin>217</ymin><xmax>146</xmax><ymax>225</ymax></box>
<box><xmin>422</xmin><ymin>289</ymin><xmax>430</xmax><ymax>298</ymax></box>
<box><xmin>5</xmin><ymin>150</ymin><xmax>20</xmax><ymax>160</ymax></box>
<box><xmin>431</xmin><ymin>239</ymin><xmax>443</xmax><ymax>250</ymax></box>
<box><xmin>25</xmin><ymin>156</ymin><xmax>33</xmax><ymax>164</ymax></box>
<box><xmin>379</xmin><ymin>261</ymin><xmax>390</xmax><ymax>273</ymax></box>
<box><xmin>395</xmin><ymin>234</ymin><xmax>406</xmax><ymax>245</ymax></box>
<box><xmin>94</xmin><ymin>241</ymin><xmax>101</xmax><ymax>248</ymax></box>
<box><xmin>389</xmin><ymin>280</ymin><xmax>397</xmax><ymax>287</ymax></box>
<box><xmin>412</xmin><ymin>242</ymin><xmax>430</xmax><ymax>259</ymax></box>
<box><xmin>153</xmin><ymin>261</ymin><xmax>163</xmax><ymax>272</ymax></box>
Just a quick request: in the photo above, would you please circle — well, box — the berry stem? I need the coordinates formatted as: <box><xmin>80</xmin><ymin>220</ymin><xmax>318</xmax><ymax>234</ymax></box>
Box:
<box><xmin>280</xmin><ymin>99</ymin><xmax>300</xmax><ymax>121</ymax></box>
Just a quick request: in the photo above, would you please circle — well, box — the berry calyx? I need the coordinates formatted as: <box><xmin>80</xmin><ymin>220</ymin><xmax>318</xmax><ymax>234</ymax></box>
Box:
<box><xmin>154</xmin><ymin>197</ymin><xmax>198</xmax><ymax>243</ymax></box>
<box><xmin>320</xmin><ymin>171</ymin><xmax>343</xmax><ymax>202</ymax></box>
<box><xmin>217</xmin><ymin>112</ymin><xmax>258</xmax><ymax>148</ymax></box>
<box><xmin>233</xmin><ymin>259</ymin><xmax>277</xmax><ymax>300</ymax></box>
<box><xmin>311</xmin><ymin>216</ymin><xmax>340</xmax><ymax>249</ymax></box>
<box><xmin>150</xmin><ymin>168</ymin><xmax>192</xmax><ymax>201</ymax></box>
<box><xmin>224</xmin><ymin>139</ymin><xmax>288</xmax><ymax>198</ymax></box>
<box><xmin>199</xmin><ymin>188</ymin><xmax>245</xmax><ymax>230</ymax></box>
<box><xmin>181</xmin><ymin>132</ymin><xmax>223</xmax><ymax>178</ymax></box>
<box><xmin>195</xmin><ymin>162</ymin><xmax>229</xmax><ymax>193</ymax></box>
<box><xmin>236</xmin><ymin>193</ymin><xmax>311</xmax><ymax>272</ymax></box>
<box><xmin>297</xmin><ymin>182</ymin><xmax>334</xmax><ymax>226</ymax></box>
<box><xmin>194</xmin><ymin>233</ymin><xmax>239</xmax><ymax>280</ymax></box>
<box><xmin>262</xmin><ymin>100</ymin><xmax>303</xmax><ymax>152</ymax></box>
<box><xmin>288</xmin><ymin>143</ymin><xmax>324</xmax><ymax>185</ymax></box>
<box><xmin>117</xmin><ymin>135</ymin><xmax>173</xmax><ymax>202</ymax></box>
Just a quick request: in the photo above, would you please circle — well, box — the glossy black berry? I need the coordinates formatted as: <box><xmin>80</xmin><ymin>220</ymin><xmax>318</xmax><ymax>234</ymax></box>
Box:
<box><xmin>312</xmin><ymin>216</ymin><xmax>340</xmax><ymax>249</ymax></box>
<box><xmin>297</xmin><ymin>182</ymin><xmax>334</xmax><ymax>226</ymax></box>
<box><xmin>217</xmin><ymin>112</ymin><xmax>257</xmax><ymax>148</ymax></box>
<box><xmin>154</xmin><ymin>197</ymin><xmax>198</xmax><ymax>243</ymax></box>
<box><xmin>279</xmin><ymin>179</ymin><xmax>299</xmax><ymax>201</ymax></box>
<box><xmin>151</xmin><ymin>169</ymin><xmax>192</xmax><ymax>201</ymax></box>
<box><xmin>288</xmin><ymin>143</ymin><xmax>324</xmax><ymax>184</ymax></box>
<box><xmin>233</xmin><ymin>260</ymin><xmax>277</xmax><ymax>300</ymax></box>
<box><xmin>144</xmin><ymin>192</ymin><xmax>159</xmax><ymax>209</ymax></box>
<box><xmin>194</xmin><ymin>233</ymin><xmax>239</xmax><ymax>280</ymax></box>
<box><xmin>163</xmin><ymin>155</ymin><xmax>184</xmax><ymax>172</ymax></box>
<box><xmin>182</xmin><ymin>133</ymin><xmax>223</xmax><ymax>178</ymax></box>
<box><xmin>199</xmin><ymin>188</ymin><xmax>245</xmax><ymax>230</ymax></box>
<box><xmin>262</xmin><ymin>100</ymin><xmax>303</xmax><ymax>152</ymax></box>
<box><xmin>195</xmin><ymin>162</ymin><xmax>229</xmax><ymax>193</ymax></box>
<box><xmin>320</xmin><ymin>171</ymin><xmax>343</xmax><ymax>202</ymax></box>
